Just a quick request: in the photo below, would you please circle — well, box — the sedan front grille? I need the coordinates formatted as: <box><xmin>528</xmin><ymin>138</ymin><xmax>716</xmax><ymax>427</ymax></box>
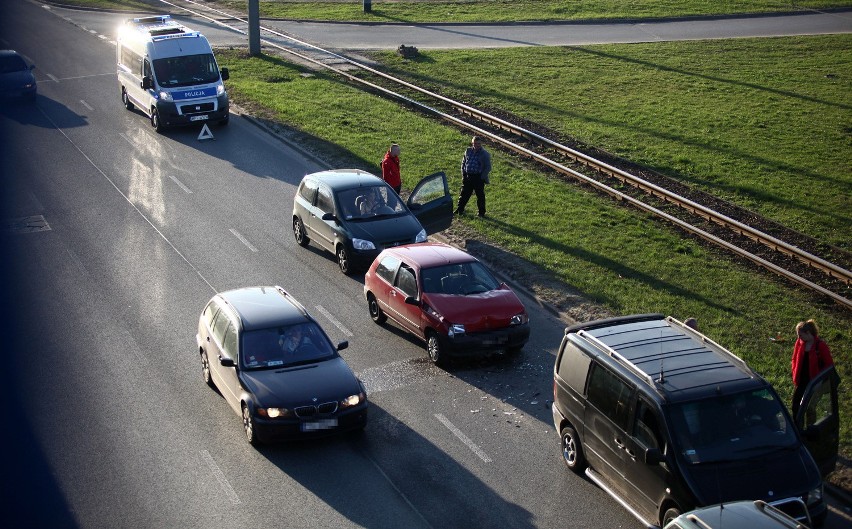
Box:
<box><xmin>294</xmin><ymin>401</ymin><xmax>338</xmax><ymax>417</ymax></box>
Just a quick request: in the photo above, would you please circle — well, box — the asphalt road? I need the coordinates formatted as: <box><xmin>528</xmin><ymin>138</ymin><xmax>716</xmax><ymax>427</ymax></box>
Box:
<box><xmin>2</xmin><ymin>2</ymin><xmax>850</xmax><ymax>528</ymax></box>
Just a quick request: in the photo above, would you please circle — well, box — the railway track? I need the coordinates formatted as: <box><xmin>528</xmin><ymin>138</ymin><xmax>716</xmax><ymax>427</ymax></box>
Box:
<box><xmin>156</xmin><ymin>0</ymin><xmax>852</xmax><ymax>309</ymax></box>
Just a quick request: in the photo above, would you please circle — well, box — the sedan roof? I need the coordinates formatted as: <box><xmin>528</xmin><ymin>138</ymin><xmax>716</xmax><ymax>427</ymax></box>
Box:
<box><xmin>218</xmin><ymin>286</ymin><xmax>308</xmax><ymax>331</ymax></box>
<box><xmin>385</xmin><ymin>242</ymin><xmax>477</xmax><ymax>269</ymax></box>
<box><xmin>307</xmin><ymin>169</ymin><xmax>384</xmax><ymax>191</ymax></box>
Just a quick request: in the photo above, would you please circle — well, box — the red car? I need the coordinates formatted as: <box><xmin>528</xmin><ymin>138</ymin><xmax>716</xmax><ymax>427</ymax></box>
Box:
<box><xmin>363</xmin><ymin>242</ymin><xmax>530</xmax><ymax>365</ymax></box>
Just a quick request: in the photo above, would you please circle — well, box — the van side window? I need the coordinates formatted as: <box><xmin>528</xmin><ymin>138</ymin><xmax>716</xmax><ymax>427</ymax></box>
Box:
<box><xmin>587</xmin><ymin>364</ymin><xmax>631</xmax><ymax>430</ymax></box>
<box><xmin>119</xmin><ymin>47</ymin><xmax>142</xmax><ymax>72</ymax></box>
<box><xmin>634</xmin><ymin>399</ymin><xmax>663</xmax><ymax>451</ymax></box>
<box><xmin>143</xmin><ymin>59</ymin><xmax>153</xmax><ymax>80</ymax></box>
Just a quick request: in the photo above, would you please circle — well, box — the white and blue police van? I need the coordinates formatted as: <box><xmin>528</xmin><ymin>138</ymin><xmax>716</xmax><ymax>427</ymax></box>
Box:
<box><xmin>117</xmin><ymin>15</ymin><xmax>229</xmax><ymax>132</ymax></box>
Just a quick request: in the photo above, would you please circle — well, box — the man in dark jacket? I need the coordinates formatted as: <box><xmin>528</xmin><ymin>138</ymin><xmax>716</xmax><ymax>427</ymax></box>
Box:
<box><xmin>456</xmin><ymin>136</ymin><xmax>491</xmax><ymax>217</ymax></box>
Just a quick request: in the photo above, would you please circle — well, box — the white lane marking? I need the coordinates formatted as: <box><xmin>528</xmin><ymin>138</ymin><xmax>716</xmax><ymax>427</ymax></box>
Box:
<box><xmin>435</xmin><ymin>413</ymin><xmax>492</xmax><ymax>463</ymax></box>
<box><xmin>80</xmin><ymin>100</ymin><xmax>93</xmax><ymax>111</ymax></box>
<box><xmin>36</xmin><ymin>107</ymin><xmax>218</xmax><ymax>293</ymax></box>
<box><xmin>229</xmin><ymin>228</ymin><xmax>258</xmax><ymax>252</ymax></box>
<box><xmin>361</xmin><ymin>451</ymin><xmax>433</xmax><ymax>529</ymax></box>
<box><xmin>199</xmin><ymin>450</ymin><xmax>241</xmax><ymax>504</ymax></box>
<box><xmin>47</xmin><ymin>73</ymin><xmax>59</xmax><ymax>83</ymax></box>
<box><xmin>315</xmin><ymin>305</ymin><xmax>353</xmax><ymax>337</ymax></box>
<box><xmin>168</xmin><ymin>175</ymin><xmax>192</xmax><ymax>194</ymax></box>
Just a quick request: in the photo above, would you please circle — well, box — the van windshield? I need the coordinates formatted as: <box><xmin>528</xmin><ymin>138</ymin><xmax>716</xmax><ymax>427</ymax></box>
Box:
<box><xmin>153</xmin><ymin>53</ymin><xmax>219</xmax><ymax>87</ymax></box>
<box><xmin>669</xmin><ymin>388</ymin><xmax>798</xmax><ymax>464</ymax></box>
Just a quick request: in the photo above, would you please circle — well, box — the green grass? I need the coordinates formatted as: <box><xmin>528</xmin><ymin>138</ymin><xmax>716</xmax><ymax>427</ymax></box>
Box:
<box><xmin>51</xmin><ymin>0</ymin><xmax>852</xmax><ymax>21</ymax></box>
<box><xmin>215</xmin><ymin>44</ymin><xmax>851</xmax><ymax>453</ymax></box>
<box><xmin>219</xmin><ymin>0</ymin><xmax>852</xmax><ymax>23</ymax></box>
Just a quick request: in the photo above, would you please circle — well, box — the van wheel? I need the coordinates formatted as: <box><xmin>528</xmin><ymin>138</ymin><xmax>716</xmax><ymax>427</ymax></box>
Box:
<box><xmin>662</xmin><ymin>507</ymin><xmax>681</xmax><ymax>526</ymax></box>
<box><xmin>367</xmin><ymin>293</ymin><xmax>386</xmax><ymax>324</ymax></box>
<box><xmin>336</xmin><ymin>245</ymin><xmax>351</xmax><ymax>275</ymax></box>
<box><xmin>151</xmin><ymin>108</ymin><xmax>164</xmax><ymax>133</ymax></box>
<box><xmin>560</xmin><ymin>425</ymin><xmax>586</xmax><ymax>473</ymax></box>
<box><xmin>427</xmin><ymin>331</ymin><xmax>445</xmax><ymax>366</ymax></box>
<box><xmin>121</xmin><ymin>88</ymin><xmax>134</xmax><ymax>110</ymax></box>
<box><xmin>293</xmin><ymin>217</ymin><xmax>309</xmax><ymax>247</ymax></box>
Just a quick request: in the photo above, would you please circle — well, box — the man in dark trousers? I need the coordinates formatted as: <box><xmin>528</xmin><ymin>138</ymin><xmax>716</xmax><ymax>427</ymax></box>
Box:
<box><xmin>456</xmin><ymin>136</ymin><xmax>491</xmax><ymax>217</ymax></box>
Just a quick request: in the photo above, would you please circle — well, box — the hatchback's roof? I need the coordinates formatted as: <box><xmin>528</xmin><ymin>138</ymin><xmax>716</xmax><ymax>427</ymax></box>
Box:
<box><xmin>569</xmin><ymin>314</ymin><xmax>760</xmax><ymax>403</ymax></box>
<box><xmin>218</xmin><ymin>286</ymin><xmax>308</xmax><ymax>331</ymax></box>
<box><xmin>386</xmin><ymin>242</ymin><xmax>477</xmax><ymax>269</ymax></box>
<box><xmin>670</xmin><ymin>500</ymin><xmax>805</xmax><ymax>529</ymax></box>
<box><xmin>307</xmin><ymin>169</ymin><xmax>384</xmax><ymax>191</ymax></box>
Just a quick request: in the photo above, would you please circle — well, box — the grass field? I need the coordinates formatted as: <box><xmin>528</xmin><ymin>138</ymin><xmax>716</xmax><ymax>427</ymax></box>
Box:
<box><xmin>214</xmin><ymin>37</ymin><xmax>851</xmax><ymax>452</ymax></box>
<box><xmin>51</xmin><ymin>0</ymin><xmax>852</xmax><ymax>22</ymax></box>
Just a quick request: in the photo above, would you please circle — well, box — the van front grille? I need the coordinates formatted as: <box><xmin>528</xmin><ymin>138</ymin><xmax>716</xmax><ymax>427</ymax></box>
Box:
<box><xmin>180</xmin><ymin>102</ymin><xmax>214</xmax><ymax>114</ymax></box>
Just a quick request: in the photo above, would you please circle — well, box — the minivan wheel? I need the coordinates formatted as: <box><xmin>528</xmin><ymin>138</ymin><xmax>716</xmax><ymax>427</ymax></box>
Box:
<box><xmin>242</xmin><ymin>405</ymin><xmax>260</xmax><ymax>446</ymax></box>
<box><xmin>337</xmin><ymin>245</ymin><xmax>351</xmax><ymax>275</ymax></box>
<box><xmin>427</xmin><ymin>332</ymin><xmax>445</xmax><ymax>366</ymax></box>
<box><xmin>293</xmin><ymin>217</ymin><xmax>309</xmax><ymax>247</ymax></box>
<box><xmin>662</xmin><ymin>507</ymin><xmax>681</xmax><ymax>526</ymax></box>
<box><xmin>121</xmin><ymin>88</ymin><xmax>134</xmax><ymax>110</ymax></box>
<box><xmin>200</xmin><ymin>350</ymin><xmax>213</xmax><ymax>388</ymax></box>
<box><xmin>560</xmin><ymin>425</ymin><xmax>586</xmax><ymax>473</ymax></box>
<box><xmin>367</xmin><ymin>293</ymin><xmax>386</xmax><ymax>324</ymax></box>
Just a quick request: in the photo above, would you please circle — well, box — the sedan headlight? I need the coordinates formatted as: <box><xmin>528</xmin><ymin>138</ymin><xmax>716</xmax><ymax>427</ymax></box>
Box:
<box><xmin>448</xmin><ymin>323</ymin><xmax>465</xmax><ymax>337</ymax></box>
<box><xmin>510</xmin><ymin>312</ymin><xmax>529</xmax><ymax>325</ymax></box>
<box><xmin>257</xmin><ymin>407</ymin><xmax>291</xmax><ymax>419</ymax></box>
<box><xmin>352</xmin><ymin>238</ymin><xmax>376</xmax><ymax>250</ymax></box>
<box><xmin>415</xmin><ymin>229</ymin><xmax>427</xmax><ymax>243</ymax></box>
<box><xmin>158</xmin><ymin>90</ymin><xmax>173</xmax><ymax>101</ymax></box>
<box><xmin>340</xmin><ymin>392</ymin><xmax>366</xmax><ymax>409</ymax></box>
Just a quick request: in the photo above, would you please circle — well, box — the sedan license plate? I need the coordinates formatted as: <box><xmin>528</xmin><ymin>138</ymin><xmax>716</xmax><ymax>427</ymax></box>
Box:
<box><xmin>190</xmin><ymin>115</ymin><xmax>209</xmax><ymax>122</ymax></box>
<box><xmin>301</xmin><ymin>418</ymin><xmax>338</xmax><ymax>432</ymax></box>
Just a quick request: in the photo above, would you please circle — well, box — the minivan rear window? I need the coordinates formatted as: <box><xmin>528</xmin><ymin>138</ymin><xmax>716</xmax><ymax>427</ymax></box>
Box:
<box><xmin>669</xmin><ymin>388</ymin><xmax>797</xmax><ymax>464</ymax></box>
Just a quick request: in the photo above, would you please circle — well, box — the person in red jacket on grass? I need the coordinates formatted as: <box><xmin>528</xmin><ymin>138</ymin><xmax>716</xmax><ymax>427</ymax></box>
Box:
<box><xmin>790</xmin><ymin>318</ymin><xmax>834</xmax><ymax>416</ymax></box>
<box><xmin>381</xmin><ymin>143</ymin><xmax>401</xmax><ymax>194</ymax></box>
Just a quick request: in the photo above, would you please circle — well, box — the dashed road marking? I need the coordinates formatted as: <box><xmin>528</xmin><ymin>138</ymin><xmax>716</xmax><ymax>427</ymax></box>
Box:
<box><xmin>435</xmin><ymin>413</ymin><xmax>492</xmax><ymax>463</ymax></box>
<box><xmin>315</xmin><ymin>305</ymin><xmax>353</xmax><ymax>337</ymax></box>
<box><xmin>229</xmin><ymin>228</ymin><xmax>257</xmax><ymax>252</ymax></box>
<box><xmin>199</xmin><ymin>450</ymin><xmax>240</xmax><ymax>504</ymax></box>
<box><xmin>168</xmin><ymin>175</ymin><xmax>192</xmax><ymax>194</ymax></box>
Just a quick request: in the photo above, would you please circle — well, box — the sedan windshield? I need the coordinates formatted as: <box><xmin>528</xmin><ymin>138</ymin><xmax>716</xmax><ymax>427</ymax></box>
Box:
<box><xmin>153</xmin><ymin>53</ymin><xmax>219</xmax><ymax>87</ymax></box>
<box><xmin>421</xmin><ymin>261</ymin><xmax>501</xmax><ymax>295</ymax></box>
<box><xmin>669</xmin><ymin>388</ymin><xmax>798</xmax><ymax>464</ymax></box>
<box><xmin>337</xmin><ymin>185</ymin><xmax>405</xmax><ymax>220</ymax></box>
<box><xmin>241</xmin><ymin>322</ymin><xmax>336</xmax><ymax>369</ymax></box>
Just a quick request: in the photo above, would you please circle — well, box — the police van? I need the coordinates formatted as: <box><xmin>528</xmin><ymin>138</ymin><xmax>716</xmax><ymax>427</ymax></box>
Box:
<box><xmin>117</xmin><ymin>15</ymin><xmax>229</xmax><ymax>132</ymax></box>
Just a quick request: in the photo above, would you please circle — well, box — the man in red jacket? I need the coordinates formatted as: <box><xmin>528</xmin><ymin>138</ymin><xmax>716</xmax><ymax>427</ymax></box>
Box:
<box><xmin>790</xmin><ymin>319</ymin><xmax>834</xmax><ymax>415</ymax></box>
<box><xmin>381</xmin><ymin>143</ymin><xmax>401</xmax><ymax>194</ymax></box>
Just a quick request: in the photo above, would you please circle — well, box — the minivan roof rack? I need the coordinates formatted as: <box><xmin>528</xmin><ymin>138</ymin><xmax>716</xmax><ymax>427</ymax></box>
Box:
<box><xmin>578</xmin><ymin>330</ymin><xmax>656</xmax><ymax>387</ymax></box>
<box><xmin>666</xmin><ymin>316</ymin><xmax>750</xmax><ymax>370</ymax></box>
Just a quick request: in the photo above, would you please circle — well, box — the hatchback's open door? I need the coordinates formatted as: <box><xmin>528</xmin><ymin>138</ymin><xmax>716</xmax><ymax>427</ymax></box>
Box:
<box><xmin>408</xmin><ymin>171</ymin><xmax>453</xmax><ymax>235</ymax></box>
<box><xmin>796</xmin><ymin>366</ymin><xmax>840</xmax><ymax>477</ymax></box>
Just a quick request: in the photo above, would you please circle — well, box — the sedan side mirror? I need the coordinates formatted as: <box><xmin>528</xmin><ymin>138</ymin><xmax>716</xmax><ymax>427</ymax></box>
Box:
<box><xmin>337</xmin><ymin>340</ymin><xmax>349</xmax><ymax>351</ymax></box>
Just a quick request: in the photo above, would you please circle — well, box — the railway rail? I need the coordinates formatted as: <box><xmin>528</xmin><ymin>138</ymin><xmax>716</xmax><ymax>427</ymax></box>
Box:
<box><xmin>157</xmin><ymin>0</ymin><xmax>852</xmax><ymax>309</ymax></box>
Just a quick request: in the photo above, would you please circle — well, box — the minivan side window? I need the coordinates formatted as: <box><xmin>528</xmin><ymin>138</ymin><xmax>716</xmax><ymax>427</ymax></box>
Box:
<box><xmin>634</xmin><ymin>399</ymin><xmax>664</xmax><ymax>451</ymax></box>
<box><xmin>587</xmin><ymin>364</ymin><xmax>632</xmax><ymax>430</ymax></box>
<box><xmin>557</xmin><ymin>339</ymin><xmax>592</xmax><ymax>393</ymax></box>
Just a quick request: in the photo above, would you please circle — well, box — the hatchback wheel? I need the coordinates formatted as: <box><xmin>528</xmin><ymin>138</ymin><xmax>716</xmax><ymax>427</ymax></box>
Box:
<box><xmin>427</xmin><ymin>332</ymin><xmax>445</xmax><ymax>366</ymax></box>
<box><xmin>201</xmin><ymin>350</ymin><xmax>213</xmax><ymax>387</ymax></box>
<box><xmin>121</xmin><ymin>87</ymin><xmax>134</xmax><ymax>110</ymax></box>
<box><xmin>293</xmin><ymin>217</ymin><xmax>309</xmax><ymax>247</ymax></box>
<box><xmin>560</xmin><ymin>425</ymin><xmax>586</xmax><ymax>473</ymax></box>
<box><xmin>337</xmin><ymin>245</ymin><xmax>351</xmax><ymax>275</ymax></box>
<box><xmin>242</xmin><ymin>405</ymin><xmax>260</xmax><ymax>446</ymax></box>
<box><xmin>367</xmin><ymin>293</ymin><xmax>386</xmax><ymax>324</ymax></box>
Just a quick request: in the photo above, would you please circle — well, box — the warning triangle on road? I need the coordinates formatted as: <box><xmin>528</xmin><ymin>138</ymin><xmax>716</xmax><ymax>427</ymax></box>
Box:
<box><xmin>197</xmin><ymin>123</ymin><xmax>214</xmax><ymax>141</ymax></box>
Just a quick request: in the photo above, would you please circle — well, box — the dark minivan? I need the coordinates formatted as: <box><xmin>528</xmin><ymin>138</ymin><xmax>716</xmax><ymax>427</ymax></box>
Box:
<box><xmin>552</xmin><ymin>314</ymin><xmax>839</xmax><ymax>528</ymax></box>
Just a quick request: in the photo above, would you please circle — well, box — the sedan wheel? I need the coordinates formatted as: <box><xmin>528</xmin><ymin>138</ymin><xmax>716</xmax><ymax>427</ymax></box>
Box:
<box><xmin>201</xmin><ymin>350</ymin><xmax>213</xmax><ymax>388</ymax></box>
<box><xmin>242</xmin><ymin>405</ymin><xmax>259</xmax><ymax>446</ymax></box>
<box><xmin>367</xmin><ymin>293</ymin><xmax>386</xmax><ymax>324</ymax></box>
<box><xmin>293</xmin><ymin>217</ymin><xmax>309</xmax><ymax>247</ymax></box>
<box><xmin>560</xmin><ymin>425</ymin><xmax>586</xmax><ymax>473</ymax></box>
<box><xmin>337</xmin><ymin>245</ymin><xmax>351</xmax><ymax>275</ymax></box>
<box><xmin>427</xmin><ymin>332</ymin><xmax>445</xmax><ymax>366</ymax></box>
